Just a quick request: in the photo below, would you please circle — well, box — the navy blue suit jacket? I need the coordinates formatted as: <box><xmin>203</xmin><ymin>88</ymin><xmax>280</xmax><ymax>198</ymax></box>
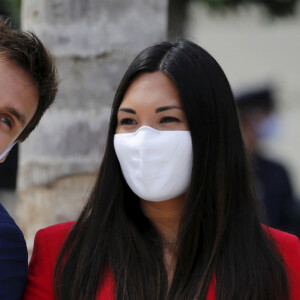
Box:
<box><xmin>0</xmin><ymin>203</ymin><xmax>28</xmax><ymax>299</ymax></box>
<box><xmin>253</xmin><ymin>155</ymin><xmax>299</xmax><ymax>236</ymax></box>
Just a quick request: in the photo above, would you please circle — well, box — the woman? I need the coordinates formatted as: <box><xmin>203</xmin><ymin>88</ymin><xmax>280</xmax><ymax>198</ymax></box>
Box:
<box><xmin>23</xmin><ymin>40</ymin><xmax>300</xmax><ymax>300</ymax></box>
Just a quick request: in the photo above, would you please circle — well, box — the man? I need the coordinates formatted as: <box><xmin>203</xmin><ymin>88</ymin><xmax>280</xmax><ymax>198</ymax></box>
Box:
<box><xmin>237</xmin><ymin>88</ymin><xmax>299</xmax><ymax>237</ymax></box>
<box><xmin>0</xmin><ymin>18</ymin><xmax>58</xmax><ymax>299</ymax></box>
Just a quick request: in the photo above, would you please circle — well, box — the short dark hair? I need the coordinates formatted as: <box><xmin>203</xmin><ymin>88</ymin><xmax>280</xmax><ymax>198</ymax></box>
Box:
<box><xmin>236</xmin><ymin>87</ymin><xmax>275</xmax><ymax>113</ymax></box>
<box><xmin>0</xmin><ymin>17</ymin><xmax>58</xmax><ymax>142</ymax></box>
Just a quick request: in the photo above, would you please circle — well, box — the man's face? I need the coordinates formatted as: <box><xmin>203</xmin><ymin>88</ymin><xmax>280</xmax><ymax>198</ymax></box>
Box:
<box><xmin>240</xmin><ymin>109</ymin><xmax>270</xmax><ymax>152</ymax></box>
<box><xmin>0</xmin><ymin>58</ymin><xmax>38</xmax><ymax>162</ymax></box>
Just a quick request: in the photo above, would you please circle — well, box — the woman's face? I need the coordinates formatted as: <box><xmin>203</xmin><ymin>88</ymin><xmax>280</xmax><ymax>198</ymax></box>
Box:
<box><xmin>115</xmin><ymin>71</ymin><xmax>189</xmax><ymax>133</ymax></box>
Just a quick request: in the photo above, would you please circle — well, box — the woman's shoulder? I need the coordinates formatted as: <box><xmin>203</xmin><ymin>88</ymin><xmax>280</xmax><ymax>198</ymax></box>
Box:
<box><xmin>34</xmin><ymin>221</ymin><xmax>76</xmax><ymax>258</ymax></box>
<box><xmin>23</xmin><ymin>221</ymin><xmax>76</xmax><ymax>299</ymax></box>
<box><xmin>263</xmin><ymin>225</ymin><xmax>299</xmax><ymax>261</ymax></box>
<box><xmin>263</xmin><ymin>225</ymin><xmax>300</xmax><ymax>297</ymax></box>
<box><xmin>37</xmin><ymin>221</ymin><xmax>75</xmax><ymax>238</ymax></box>
<box><xmin>263</xmin><ymin>225</ymin><xmax>299</xmax><ymax>250</ymax></box>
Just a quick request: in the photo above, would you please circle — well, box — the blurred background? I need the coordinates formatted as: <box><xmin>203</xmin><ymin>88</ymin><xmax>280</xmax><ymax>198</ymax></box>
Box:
<box><xmin>0</xmin><ymin>0</ymin><xmax>299</xmax><ymax>256</ymax></box>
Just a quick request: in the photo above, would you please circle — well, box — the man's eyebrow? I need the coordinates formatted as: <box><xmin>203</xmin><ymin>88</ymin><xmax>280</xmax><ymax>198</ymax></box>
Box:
<box><xmin>7</xmin><ymin>107</ymin><xmax>27</xmax><ymax>126</ymax></box>
<box><xmin>155</xmin><ymin>105</ymin><xmax>183</xmax><ymax>113</ymax></box>
<box><xmin>118</xmin><ymin>108</ymin><xmax>136</xmax><ymax>114</ymax></box>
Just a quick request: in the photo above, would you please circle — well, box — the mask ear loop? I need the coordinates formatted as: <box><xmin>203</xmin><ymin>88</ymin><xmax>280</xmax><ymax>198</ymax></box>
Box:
<box><xmin>0</xmin><ymin>142</ymin><xmax>17</xmax><ymax>160</ymax></box>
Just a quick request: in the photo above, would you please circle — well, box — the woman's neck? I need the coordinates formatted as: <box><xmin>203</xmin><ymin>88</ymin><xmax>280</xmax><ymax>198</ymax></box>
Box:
<box><xmin>140</xmin><ymin>195</ymin><xmax>185</xmax><ymax>243</ymax></box>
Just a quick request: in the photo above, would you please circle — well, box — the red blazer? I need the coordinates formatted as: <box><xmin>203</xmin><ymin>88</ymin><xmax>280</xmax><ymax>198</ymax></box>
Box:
<box><xmin>23</xmin><ymin>221</ymin><xmax>300</xmax><ymax>300</ymax></box>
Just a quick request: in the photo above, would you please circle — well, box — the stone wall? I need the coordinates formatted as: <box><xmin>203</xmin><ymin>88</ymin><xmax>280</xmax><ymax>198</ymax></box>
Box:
<box><xmin>18</xmin><ymin>0</ymin><xmax>168</xmax><ymax>255</ymax></box>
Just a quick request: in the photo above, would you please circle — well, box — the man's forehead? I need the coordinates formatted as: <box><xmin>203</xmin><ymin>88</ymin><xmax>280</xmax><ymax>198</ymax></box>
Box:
<box><xmin>0</xmin><ymin>59</ymin><xmax>39</xmax><ymax>127</ymax></box>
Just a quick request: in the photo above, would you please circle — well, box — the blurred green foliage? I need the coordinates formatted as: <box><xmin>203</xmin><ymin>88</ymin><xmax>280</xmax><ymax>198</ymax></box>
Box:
<box><xmin>197</xmin><ymin>0</ymin><xmax>299</xmax><ymax>17</ymax></box>
<box><xmin>0</xmin><ymin>0</ymin><xmax>21</xmax><ymax>28</ymax></box>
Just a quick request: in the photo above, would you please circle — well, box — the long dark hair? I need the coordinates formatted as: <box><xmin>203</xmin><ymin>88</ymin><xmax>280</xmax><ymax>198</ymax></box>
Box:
<box><xmin>54</xmin><ymin>40</ymin><xmax>289</xmax><ymax>300</ymax></box>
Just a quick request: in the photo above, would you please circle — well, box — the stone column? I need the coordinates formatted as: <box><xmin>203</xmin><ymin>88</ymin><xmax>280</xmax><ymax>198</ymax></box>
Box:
<box><xmin>18</xmin><ymin>0</ymin><xmax>168</xmax><ymax>255</ymax></box>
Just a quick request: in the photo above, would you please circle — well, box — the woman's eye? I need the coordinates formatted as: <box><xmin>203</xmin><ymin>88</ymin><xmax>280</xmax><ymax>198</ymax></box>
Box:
<box><xmin>160</xmin><ymin>116</ymin><xmax>180</xmax><ymax>123</ymax></box>
<box><xmin>120</xmin><ymin>118</ymin><xmax>137</xmax><ymax>125</ymax></box>
<box><xmin>0</xmin><ymin>117</ymin><xmax>13</xmax><ymax>129</ymax></box>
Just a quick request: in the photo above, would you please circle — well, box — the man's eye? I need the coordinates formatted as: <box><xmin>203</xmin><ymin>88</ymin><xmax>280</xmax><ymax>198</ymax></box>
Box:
<box><xmin>120</xmin><ymin>118</ymin><xmax>137</xmax><ymax>125</ymax></box>
<box><xmin>160</xmin><ymin>116</ymin><xmax>180</xmax><ymax>123</ymax></box>
<box><xmin>0</xmin><ymin>117</ymin><xmax>13</xmax><ymax>129</ymax></box>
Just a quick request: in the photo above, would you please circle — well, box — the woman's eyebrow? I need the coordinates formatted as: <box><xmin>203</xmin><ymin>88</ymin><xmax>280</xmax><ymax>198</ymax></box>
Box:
<box><xmin>155</xmin><ymin>105</ymin><xmax>183</xmax><ymax>113</ymax></box>
<box><xmin>118</xmin><ymin>108</ymin><xmax>136</xmax><ymax>114</ymax></box>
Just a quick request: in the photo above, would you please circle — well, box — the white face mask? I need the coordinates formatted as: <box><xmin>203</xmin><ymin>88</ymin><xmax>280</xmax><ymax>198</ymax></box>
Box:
<box><xmin>257</xmin><ymin>113</ymin><xmax>279</xmax><ymax>139</ymax></box>
<box><xmin>114</xmin><ymin>126</ymin><xmax>193</xmax><ymax>202</ymax></box>
<box><xmin>0</xmin><ymin>142</ymin><xmax>16</xmax><ymax>161</ymax></box>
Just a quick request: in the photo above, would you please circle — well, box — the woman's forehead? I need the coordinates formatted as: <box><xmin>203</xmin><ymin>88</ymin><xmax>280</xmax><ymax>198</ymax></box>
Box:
<box><xmin>120</xmin><ymin>71</ymin><xmax>182</xmax><ymax>109</ymax></box>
